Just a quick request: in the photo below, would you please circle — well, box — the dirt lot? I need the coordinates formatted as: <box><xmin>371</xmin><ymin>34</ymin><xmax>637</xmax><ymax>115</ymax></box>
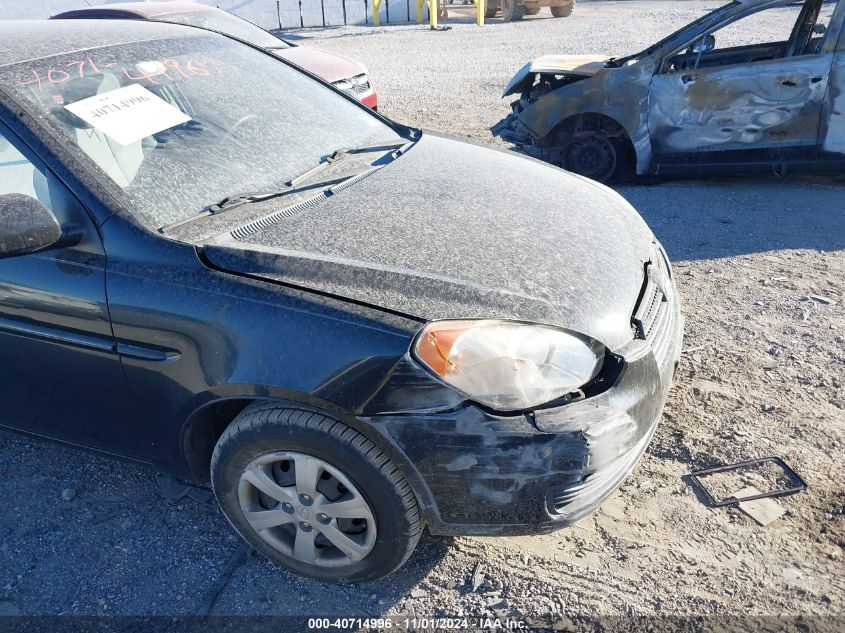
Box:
<box><xmin>1</xmin><ymin>0</ymin><xmax>843</xmax><ymax>623</ymax></box>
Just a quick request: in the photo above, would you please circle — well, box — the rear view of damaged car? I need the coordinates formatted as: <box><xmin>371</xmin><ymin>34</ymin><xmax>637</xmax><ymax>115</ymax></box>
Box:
<box><xmin>0</xmin><ymin>20</ymin><xmax>681</xmax><ymax>583</ymax></box>
<box><xmin>493</xmin><ymin>0</ymin><xmax>845</xmax><ymax>181</ymax></box>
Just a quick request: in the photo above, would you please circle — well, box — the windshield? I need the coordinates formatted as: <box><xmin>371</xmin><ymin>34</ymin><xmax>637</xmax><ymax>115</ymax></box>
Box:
<box><xmin>158</xmin><ymin>9</ymin><xmax>290</xmax><ymax>49</ymax></box>
<box><xmin>0</xmin><ymin>33</ymin><xmax>401</xmax><ymax>230</ymax></box>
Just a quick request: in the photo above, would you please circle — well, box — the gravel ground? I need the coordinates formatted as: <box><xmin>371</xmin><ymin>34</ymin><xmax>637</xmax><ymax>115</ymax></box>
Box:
<box><xmin>1</xmin><ymin>0</ymin><xmax>844</xmax><ymax>623</ymax></box>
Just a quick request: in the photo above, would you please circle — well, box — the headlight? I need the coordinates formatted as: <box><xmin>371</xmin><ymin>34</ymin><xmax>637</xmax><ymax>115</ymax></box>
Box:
<box><xmin>412</xmin><ymin>320</ymin><xmax>605</xmax><ymax>411</ymax></box>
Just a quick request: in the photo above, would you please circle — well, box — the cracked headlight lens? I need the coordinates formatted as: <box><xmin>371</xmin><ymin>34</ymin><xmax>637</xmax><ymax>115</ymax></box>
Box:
<box><xmin>412</xmin><ymin>320</ymin><xmax>605</xmax><ymax>411</ymax></box>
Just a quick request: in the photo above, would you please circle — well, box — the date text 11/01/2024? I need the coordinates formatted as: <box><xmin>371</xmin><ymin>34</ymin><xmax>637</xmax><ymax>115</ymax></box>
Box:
<box><xmin>307</xmin><ymin>618</ymin><xmax>530</xmax><ymax>630</ymax></box>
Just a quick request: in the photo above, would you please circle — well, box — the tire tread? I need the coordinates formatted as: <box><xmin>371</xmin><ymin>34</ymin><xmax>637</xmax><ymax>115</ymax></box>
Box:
<box><xmin>210</xmin><ymin>401</ymin><xmax>423</xmax><ymax>576</ymax></box>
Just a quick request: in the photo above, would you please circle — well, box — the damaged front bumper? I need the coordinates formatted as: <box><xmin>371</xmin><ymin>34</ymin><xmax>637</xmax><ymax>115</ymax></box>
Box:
<box><xmin>364</xmin><ymin>282</ymin><xmax>683</xmax><ymax>536</ymax></box>
<box><xmin>491</xmin><ymin>113</ymin><xmax>534</xmax><ymax>147</ymax></box>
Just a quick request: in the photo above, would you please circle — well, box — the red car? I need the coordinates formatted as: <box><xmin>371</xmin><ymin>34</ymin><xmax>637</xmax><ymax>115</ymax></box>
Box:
<box><xmin>51</xmin><ymin>2</ymin><xmax>378</xmax><ymax>109</ymax></box>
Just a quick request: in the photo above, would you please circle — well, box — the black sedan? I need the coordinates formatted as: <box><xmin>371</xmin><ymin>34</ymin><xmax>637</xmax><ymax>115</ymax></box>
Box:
<box><xmin>0</xmin><ymin>19</ymin><xmax>683</xmax><ymax>582</ymax></box>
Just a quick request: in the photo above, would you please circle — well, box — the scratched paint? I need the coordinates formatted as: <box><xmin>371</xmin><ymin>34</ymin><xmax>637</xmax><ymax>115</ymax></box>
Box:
<box><xmin>649</xmin><ymin>55</ymin><xmax>831</xmax><ymax>154</ymax></box>
<box><xmin>822</xmin><ymin>50</ymin><xmax>845</xmax><ymax>151</ymax></box>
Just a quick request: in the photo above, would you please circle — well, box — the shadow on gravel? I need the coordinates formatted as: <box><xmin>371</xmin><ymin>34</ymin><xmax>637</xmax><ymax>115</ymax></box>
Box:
<box><xmin>0</xmin><ymin>429</ymin><xmax>451</xmax><ymax>616</ymax></box>
<box><xmin>679</xmin><ymin>474</ymin><xmax>716</xmax><ymax>509</ymax></box>
<box><xmin>209</xmin><ymin>532</ymin><xmax>453</xmax><ymax>615</ymax></box>
<box><xmin>648</xmin><ymin>427</ymin><xmax>696</xmax><ymax>466</ymax></box>
<box><xmin>615</xmin><ymin>174</ymin><xmax>845</xmax><ymax>261</ymax></box>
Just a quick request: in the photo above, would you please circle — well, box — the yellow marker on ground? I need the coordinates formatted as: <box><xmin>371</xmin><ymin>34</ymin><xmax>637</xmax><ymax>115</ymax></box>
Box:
<box><xmin>410</xmin><ymin>0</ymin><xmax>484</xmax><ymax>27</ymax></box>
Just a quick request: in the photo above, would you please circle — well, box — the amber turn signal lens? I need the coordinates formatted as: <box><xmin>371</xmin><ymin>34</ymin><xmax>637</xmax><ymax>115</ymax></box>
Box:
<box><xmin>414</xmin><ymin>321</ymin><xmax>472</xmax><ymax>377</ymax></box>
<box><xmin>412</xmin><ymin>320</ymin><xmax>605</xmax><ymax>411</ymax></box>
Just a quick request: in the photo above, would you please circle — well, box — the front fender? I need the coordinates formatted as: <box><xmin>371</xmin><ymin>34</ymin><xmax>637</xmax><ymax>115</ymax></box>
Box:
<box><xmin>177</xmin><ymin>390</ymin><xmax>445</xmax><ymax>530</ymax></box>
<box><xmin>508</xmin><ymin>62</ymin><xmax>656</xmax><ymax>174</ymax></box>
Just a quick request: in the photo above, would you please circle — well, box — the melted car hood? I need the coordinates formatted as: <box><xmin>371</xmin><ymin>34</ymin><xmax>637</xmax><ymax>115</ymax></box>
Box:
<box><xmin>201</xmin><ymin>134</ymin><xmax>655</xmax><ymax>351</ymax></box>
<box><xmin>503</xmin><ymin>54</ymin><xmax>610</xmax><ymax>96</ymax></box>
<box><xmin>272</xmin><ymin>46</ymin><xmax>366</xmax><ymax>84</ymax></box>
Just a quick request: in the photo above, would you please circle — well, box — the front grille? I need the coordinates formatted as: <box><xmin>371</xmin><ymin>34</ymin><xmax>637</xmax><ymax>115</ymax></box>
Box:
<box><xmin>633</xmin><ymin>244</ymin><xmax>677</xmax><ymax>370</ymax></box>
<box><xmin>350</xmin><ymin>74</ymin><xmax>371</xmax><ymax>94</ymax></box>
<box><xmin>334</xmin><ymin>74</ymin><xmax>371</xmax><ymax>95</ymax></box>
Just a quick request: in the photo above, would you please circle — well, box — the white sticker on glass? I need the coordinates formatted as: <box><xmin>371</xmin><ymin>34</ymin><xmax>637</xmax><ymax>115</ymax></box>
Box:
<box><xmin>64</xmin><ymin>83</ymin><xmax>191</xmax><ymax>146</ymax></box>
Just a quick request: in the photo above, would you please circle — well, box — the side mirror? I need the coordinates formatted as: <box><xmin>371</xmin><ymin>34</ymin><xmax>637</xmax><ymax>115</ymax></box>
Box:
<box><xmin>0</xmin><ymin>194</ymin><xmax>63</xmax><ymax>259</ymax></box>
<box><xmin>691</xmin><ymin>34</ymin><xmax>716</xmax><ymax>54</ymax></box>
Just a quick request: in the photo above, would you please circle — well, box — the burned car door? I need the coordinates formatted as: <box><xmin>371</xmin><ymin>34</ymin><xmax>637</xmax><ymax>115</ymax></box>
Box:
<box><xmin>648</xmin><ymin>0</ymin><xmax>837</xmax><ymax>166</ymax></box>
<box><xmin>821</xmin><ymin>2</ymin><xmax>845</xmax><ymax>154</ymax></box>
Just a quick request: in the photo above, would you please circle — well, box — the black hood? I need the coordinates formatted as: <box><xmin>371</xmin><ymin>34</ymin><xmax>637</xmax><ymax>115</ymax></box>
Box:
<box><xmin>201</xmin><ymin>133</ymin><xmax>657</xmax><ymax>351</ymax></box>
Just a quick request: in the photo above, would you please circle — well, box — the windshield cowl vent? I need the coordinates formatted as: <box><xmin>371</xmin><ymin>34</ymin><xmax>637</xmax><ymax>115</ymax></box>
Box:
<box><xmin>228</xmin><ymin>193</ymin><xmax>328</xmax><ymax>241</ymax></box>
<box><xmin>226</xmin><ymin>164</ymin><xmax>382</xmax><ymax>242</ymax></box>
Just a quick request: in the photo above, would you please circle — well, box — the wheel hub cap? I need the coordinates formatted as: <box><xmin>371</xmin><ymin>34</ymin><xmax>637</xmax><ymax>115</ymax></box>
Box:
<box><xmin>238</xmin><ymin>451</ymin><xmax>377</xmax><ymax>568</ymax></box>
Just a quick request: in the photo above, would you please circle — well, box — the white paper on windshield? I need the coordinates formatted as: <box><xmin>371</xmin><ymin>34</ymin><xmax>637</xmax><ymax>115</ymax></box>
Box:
<box><xmin>64</xmin><ymin>83</ymin><xmax>191</xmax><ymax>146</ymax></box>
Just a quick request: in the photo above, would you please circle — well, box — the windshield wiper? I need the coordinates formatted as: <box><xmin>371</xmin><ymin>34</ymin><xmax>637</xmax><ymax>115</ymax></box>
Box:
<box><xmin>158</xmin><ymin>139</ymin><xmax>410</xmax><ymax>234</ymax></box>
<box><xmin>286</xmin><ymin>139</ymin><xmax>408</xmax><ymax>187</ymax></box>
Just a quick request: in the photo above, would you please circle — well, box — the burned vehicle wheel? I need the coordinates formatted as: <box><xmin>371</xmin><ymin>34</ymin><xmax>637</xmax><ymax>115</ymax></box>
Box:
<box><xmin>560</xmin><ymin>132</ymin><xmax>618</xmax><ymax>182</ymax></box>
<box><xmin>548</xmin><ymin>116</ymin><xmax>631</xmax><ymax>183</ymax></box>
<box><xmin>211</xmin><ymin>404</ymin><xmax>423</xmax><ymax>582</ymax></box>
<box><xmin>549</xmin><ymin>0</ymin><xmax>574</xmax><ymax>17</ymax></box>
<box><xmin>500</xmin><ymin>0</ymin><xmax>525</xmax><ymax>21</ymax></box>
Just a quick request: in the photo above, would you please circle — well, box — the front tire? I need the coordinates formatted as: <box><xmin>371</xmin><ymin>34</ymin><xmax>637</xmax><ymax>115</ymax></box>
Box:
<box><xmin>546</xmin><ymin>116</ymin><xmax>632</xmax><ymax>183</ymax></box>
<box><xmin>211</xmin><ymin>403</ymin><xmax>423</xmax><ymax>583</ymax></box>
<box><xmin>560</xmin><ymin>130</ymin><xmax>618</xmax><ymax>182</ymax></box>
<box><xmin>500</xmin><ymin>0</ymin><xmax>525</xmax><ymax>21</ymax></box>
<box><xmin>550</xmin><ymin>0</ymin><xmax>574</xmax><ymax>17</ymax></box>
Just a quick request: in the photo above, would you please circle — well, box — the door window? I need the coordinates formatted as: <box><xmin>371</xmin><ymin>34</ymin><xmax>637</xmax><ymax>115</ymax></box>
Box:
<box><xmin>708</xmin><ymin>3</ymin><xmax>805</xmax><ymax>53</ymax></box>
<box><xmin>661</xmin><ymin>0</ymin><xmax>837</xmax><ymax>74</ymax></box>
<box><xmin>0</xmin><ymin>133</ymin><xmax>53</xmax><ymax>210</ymax></box>
<box><xmin>0</xmin><ymin>125</ymin><xmax>128</xmax><ymax>453</ymax></box>
<box><xmin>0</xmin><ymin>124</ymin><xmax>102</xmax><ymax>260</ymax></box>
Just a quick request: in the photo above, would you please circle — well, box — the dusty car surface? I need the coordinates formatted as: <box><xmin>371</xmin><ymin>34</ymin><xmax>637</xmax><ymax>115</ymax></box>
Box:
<box><xmin>51</xmin><ymin>2</ymin><xmax>378</xmax><ymax>109</ymax></box>
<box><xmin>493</xmin><ymin>0</ymin><xmax>845</xmax><ymax>181</ymax></box>
<box><xmin>0</xmin><ymin>20</ymin><xmax>681</xmax><ymax>582</ymax></box>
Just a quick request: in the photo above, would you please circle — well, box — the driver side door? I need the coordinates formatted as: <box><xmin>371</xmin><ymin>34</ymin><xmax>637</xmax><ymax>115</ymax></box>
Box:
<box><xmin>648</xmin><ymin>0</ymin><xmax>836</xmax><ymax>165</ymax></box>
<box><xmin>0</xmin><ymin>121</ymin><xmax>133</xmax><ymax>452</ymax></box>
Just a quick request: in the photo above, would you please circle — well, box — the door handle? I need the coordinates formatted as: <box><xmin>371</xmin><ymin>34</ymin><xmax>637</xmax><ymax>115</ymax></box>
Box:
<box><xmin>781</xmin><ymin>79</ymin><xmax>797</xmax><ymax>87</ymax></box>
<box><xmin>811</xmin><ymin>76</ymin><xmax>823</xmax><ymax>83</ymax></box>
<box><xmin>681</xmin><ymin>73</ymin><xmax>697</xmax><ymax>85</ymax></box>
